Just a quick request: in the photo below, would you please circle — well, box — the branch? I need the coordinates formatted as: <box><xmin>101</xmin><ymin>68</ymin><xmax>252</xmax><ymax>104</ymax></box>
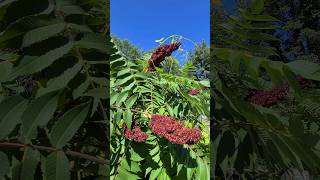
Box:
<box><xmin>0</xmin><ymin>142</ymin><xmax>109</xmax><ymax>165</ymax></box>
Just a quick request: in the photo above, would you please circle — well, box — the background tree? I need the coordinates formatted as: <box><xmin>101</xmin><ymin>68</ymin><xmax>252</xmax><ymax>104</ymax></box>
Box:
<box><xmin>189</xmin><ymin>41</ymin><xmax>210</xmax><ymax>80</ymax></box>
<box><xmin>265</xmin><ymin>0</ymin><xmax>320</xmax><ymax>64</ymax></box>
<box><xmin>111</xmin><ymin>35</ymin><xmax>144</xmax><ymax>60</ymax></box>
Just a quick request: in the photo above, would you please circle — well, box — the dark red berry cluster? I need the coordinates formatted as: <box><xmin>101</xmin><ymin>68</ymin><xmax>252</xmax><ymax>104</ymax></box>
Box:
<box><xmin>297</xmin><ymin>76</ymin><xmax>313</xmax><ymax>89</ymax></box>
<box><xmin>124</xmin><ymin>124</ymin><xmax>148</xmax><ymax>142</ymax></box>
<box><xmin>246</xmin><ymin>83</ymin><xmax>289</xmax><ymax>107</ymax></box>
<box><xmin>188</xmin><ymin>89</ymin><xmax>200</xmax><ymax>95</ymax></box>
<box><xmin>246</xmin><ymin>76</ymin><xmax>314</xmax><ymax>107</ymax></box>
<box><xmin>147</xmin><ymin>42</ymin><xmax>181</xmax><ymax>71</ymax></box>
<box><xmin>149</xmin><ymin>114</ymin><xmax>201</xmax><ymax>145</ymax></box>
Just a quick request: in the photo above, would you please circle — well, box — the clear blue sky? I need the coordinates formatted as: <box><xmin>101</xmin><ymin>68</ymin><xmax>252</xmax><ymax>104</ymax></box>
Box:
<box><xmin>111</xmin><ymin>0</ymin><xmax>210</xmax><ymax>63</ymax></box>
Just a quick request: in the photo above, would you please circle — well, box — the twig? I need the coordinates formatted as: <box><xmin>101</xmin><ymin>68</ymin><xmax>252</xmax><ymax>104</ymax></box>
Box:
<box><xmin>0</xmin><ymin>142</ymin><xmax>109</xmax><ymax>165</ymax></box>
<box><xmin>110</xmin><ymin>105</ymin><xmax>145</xmax><ymax>114</ymax></box>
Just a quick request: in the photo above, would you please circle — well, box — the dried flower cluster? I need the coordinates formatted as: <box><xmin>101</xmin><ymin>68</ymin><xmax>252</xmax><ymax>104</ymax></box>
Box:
<box><xmin>149</xmin><ymin>114</ymin><xmax>201</xmax><ymax>144</ymax></box>
<box><xmin>188</xmin><ymin>89</ymin><xmax>200</xmax><ymax>95</ymax></box>
<box><xmin>124</xmin><ymin>124</ymin><xmax>148</xmax><ymax>142</ymax></box>
<box><xmin>147</xmin><ymin>42</ymin><xmax>181</xmax><ymax>71</ymax></box>
<box><xmin>246</xmin><ymin>83</ymin><xmax>289</xmax><ymax>107</ymax></box>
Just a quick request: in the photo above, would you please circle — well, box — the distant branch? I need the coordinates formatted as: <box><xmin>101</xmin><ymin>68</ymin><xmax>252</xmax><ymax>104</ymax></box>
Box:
<box><xmin>0</xmin><ymin>142</ymin><xmax>109</xmax><ymax>165</ymax></box>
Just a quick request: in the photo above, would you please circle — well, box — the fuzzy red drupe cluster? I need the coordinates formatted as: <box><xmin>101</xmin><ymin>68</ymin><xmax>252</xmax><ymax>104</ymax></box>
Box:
<box><xmin>297</xmin><ymin>76</ymin><xmax>313</xmax><ymax>89</ymax></box>
<box><xmin>188</xmin><ymin>89</ymin><xmax>200</xmax><ymax>95</ymax></box>
<box><xmin>147</xmin><ymin>42</ymin><xmax>181</xmax><ymax>71</ymax></box>
<box><xmin>246</xmin><ymin>77</ymin><xmax>313</xmax><ymax>107</ymax></box>
<box><xmin>149</xmin><ymin>114</ymin><xmax>201</xmax><ymax>145</ymax></box>
<box><xmin>124</xmin><ymin>124</ymin><xmax>148</xmax><ymax>142</ymax></box>
<box><xmin>246</xmin><ymin>83</ymin><xmax>289</xmax><ymax>107</ymax></box>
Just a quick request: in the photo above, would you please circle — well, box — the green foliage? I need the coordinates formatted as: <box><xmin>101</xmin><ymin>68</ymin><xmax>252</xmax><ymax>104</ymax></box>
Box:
<box><xmin>110</xmin><ymin>37</ymin><xmax>210</xmax><ymax>179</ymax></box>
<box><xmin>0</xmin><ymin>0</ymin><xmax>109</xmax><ymax>179</ymax></box>
<box><xmin>219</xmin><ymin>0</ymin><xmax>279</xmax><ymax>57</ymax></box>
<box><xmin>212</xmin><ymin>0</ymin><xmax>320</xmax><ymax>178</ymax></box>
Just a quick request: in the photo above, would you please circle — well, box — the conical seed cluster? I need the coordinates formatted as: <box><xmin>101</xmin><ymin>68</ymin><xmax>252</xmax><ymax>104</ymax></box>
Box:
<box><xmin>147</xmin><ymin>42</ymin><xmax>181</xmax><ymax>71</ymax></box>
<box><xmin>149</xmin><ymin>114</ymin><xmax>201</xmax><ymax>145</ymax></box>
<box><xmin>124</xmin><ymin>124</ymin><xmax>148</xmax><ymax>142</ymax></box>
<box><xmin>246</xmin><ymin>83</ymin><xmax>289</xmax><ymax>107</ymax></box>
<box><xmin>246</xmin><ymin>76</ymin><xmax>314</xmax><ymax>107</ymax></box>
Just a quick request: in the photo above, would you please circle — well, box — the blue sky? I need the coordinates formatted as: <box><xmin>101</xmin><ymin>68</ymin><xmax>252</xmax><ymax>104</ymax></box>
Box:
<box><xmin>111</xmin><ymin>0</ymin><xmax>210</xmax><ymax>63</ymax></box>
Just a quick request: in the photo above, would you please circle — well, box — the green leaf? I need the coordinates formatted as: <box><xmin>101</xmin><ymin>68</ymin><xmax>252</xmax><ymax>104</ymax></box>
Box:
<box><xmin>73</xmin><ymin>78</ymin><xmax>90</xmax><ymax>99</ymax></box>
<box><xmin>196</xmin><ymin>157</ymin><xmax>209</xmax><ymax>180</ymax></box>
<box><xmin>0</xmin><ymin>49</ymin><xmax>19</xmax><ymax>62</ymax></box>
<box><xmin>117</xmin><ymin>69</ymin><xmax>131</xmax><ymax>77</ymax></box>
<box><xmin>57</xmin><ymin>5</ymin><xmax>87</xmax><ymax>15</ymax></box>
<box><xmin>20</xmin><ymin>147</ymin><xmax>40</xmax><ymax>180</ymax></box>
<box><xmin>11</xmin><ymin>157</ymin><xmax>22</xmax><ymax>180</ymax></box>
<box><xmin>68</xmin><ymin>23</ymin><xmax>92</xmax><ymax>32</ymax></box>
<box><xmin>90</xmin><ymin>97</ymin><xmax>99</xmax><ymax>117</ymax></box>
<box><xmin>110</xmin><ymin>92</ymin><xmax>119</xmax><ymax>105</ymax></box>
<box><xmin>0</xmin><ymin>96</ymin><xmax>28</xmax><ymax>139</ymax></box>
<box><xmin>287</xmin><ymin>60</ymin><xmax>320</xmax><ymax>81</ymax></box>
<box><xmin>124</xmin><ymin>110</ymin><xmax>132</xmax><ymax>129</ymax></box>
<box><xmin>0</xmin><ymin>16</ymin><xmax>60</xmax><ymax>45</ymax></box>
<box><xmin>20</xmin><ymin>91</ymin><xmax>59</xmax><ymax>143</ymax></box>
<box><xmin>250</xmin><ymin>0</ymin><xmax>264</xmax><ymax>14</ymax></box>
<box><xmin>84</xmin><ymin>87</ymin><xmax>108</xmax><ymax>99</ymax></box>
<box><xmin>49</xmin><ymin>102</ymin><xmax>90</xmax><ymax>148</ymax></box>
<box><xmin>125</xmin><ymin>94</ymin><xmax>138</xmax><ymax>109</ymax></box>
<box><xmin>149</xmin><ymin>168</ymin><xmax>162</xmax><ymax>180</ymax></box>
<box><xmin>155</xmin><ymin>37</ymin><xmax>164</xmax><ymax>43</ymax></box>
<box><xmin>0</xmin><ymin>0</ymin><xmax>19</xmax><ymax>8</ymax></box>
<box><xmin>116</xmin><ymin>167</ymin><xmax>140</xmax><ymax>180</ymax></box>
<box><xmin>114</xmin><ymin>75</ymin><xmax>133</xmax><ymax>87</ymax></box>
<box><xmin>44</xmin><ymin>151</ymin><xmax>70</xmax><ymax>180</ymax></box>
<box><xmin>36</xmin><ymin>61</ymin><xmax>82</xmax><ymax>98</ymax></box>
<box><xmin>75</xmin><ymin>33</ymin><xmax>110</xmax><ymax>53</ymax></box>
<box><xmin>199</xmin><ymin>80</ymin><xmax>210</xmax><ymax>88</ymax></box>
<box><xmin>0</xmin><ymin>152</ymin><xmax>9</xmax><ymax>178</ymax></box>
<box><xmin>22</xmin><ymin>23</ymin><xmax>66</xmax><ymax>47</ymax></box>
<box><xmin>116</xmin><ymin>91</ymin><xmax>129</xmax><ymax>106</ymax></box>
<box><xmin>130</xmin><ymin>149</ymin><xmax>144</xmax><ymax>162</ymax></box>
<box><xmin>8</xmin><ymin>42</ymin><xmax>74</xmax><ymax>80</ymax></box>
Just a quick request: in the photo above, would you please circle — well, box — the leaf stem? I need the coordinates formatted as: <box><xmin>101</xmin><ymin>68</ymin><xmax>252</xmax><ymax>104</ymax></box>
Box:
<box><xmin>74</xmin><ymin>48</ymin><xmax>108</xmax><ymax>121</ymax></box>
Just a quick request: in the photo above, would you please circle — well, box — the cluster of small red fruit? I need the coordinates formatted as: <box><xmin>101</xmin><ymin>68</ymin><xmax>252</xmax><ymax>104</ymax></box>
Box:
<box><xmin>246</xmin><ymin>77</ymin><xmax>313</xmax><ymax>107</ymax></box>
<box><xmin>124</xmin><ymin>115</ymin><xmax>201</xmax><ymax>145</ymax></box>
<box><xmin>188</xmin><ymin>89</ymin><xmax>200</xmax><ymax>95</ymax></box>
<box><xmin>149</xmin><ymin>114</ymin><xmax>201</xmax><ymax>145</ymax></box>
<box><xmin>147</xmin><ymin>42</ymin><xmax>181</xmax><ymax>71</ymax></box>
<box><xmin>123</xmin><ymin>124</ymin><xmax>149</xmax><ymax>142</ymax></box>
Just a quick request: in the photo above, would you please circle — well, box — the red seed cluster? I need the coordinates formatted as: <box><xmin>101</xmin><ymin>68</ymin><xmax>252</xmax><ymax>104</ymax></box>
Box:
<box><xmin>149</xmin><ymin>114</ymin><xmax>201</xmax><ymax>145</ymax></box>
<box><xmin>188</xmin><ymin>89</ymin><xmax>200</xmax><ymax>95</ymax></box>
<box><xmin>246</xmin><ymin>76</ymin><xmax>314</xmax><ymax>107</ymax></box>
<box><xmin>147</xmin><ymin>42</ymin><xmax>181</xmax><ymax>71</ymax></box>
<box><xmin>297</xmin><ymin>76</ymin><xmax>313</xmax><ymax>89</ymax></box>
<box><xmin>124</xmin><ymin>124</ymin><xmax>148</xmax><ymax>142</ymax></box>
<box><xmin>246</xmin><ymin>83</ymin><xmax>289</xmax><ymax>107</ymax></box>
